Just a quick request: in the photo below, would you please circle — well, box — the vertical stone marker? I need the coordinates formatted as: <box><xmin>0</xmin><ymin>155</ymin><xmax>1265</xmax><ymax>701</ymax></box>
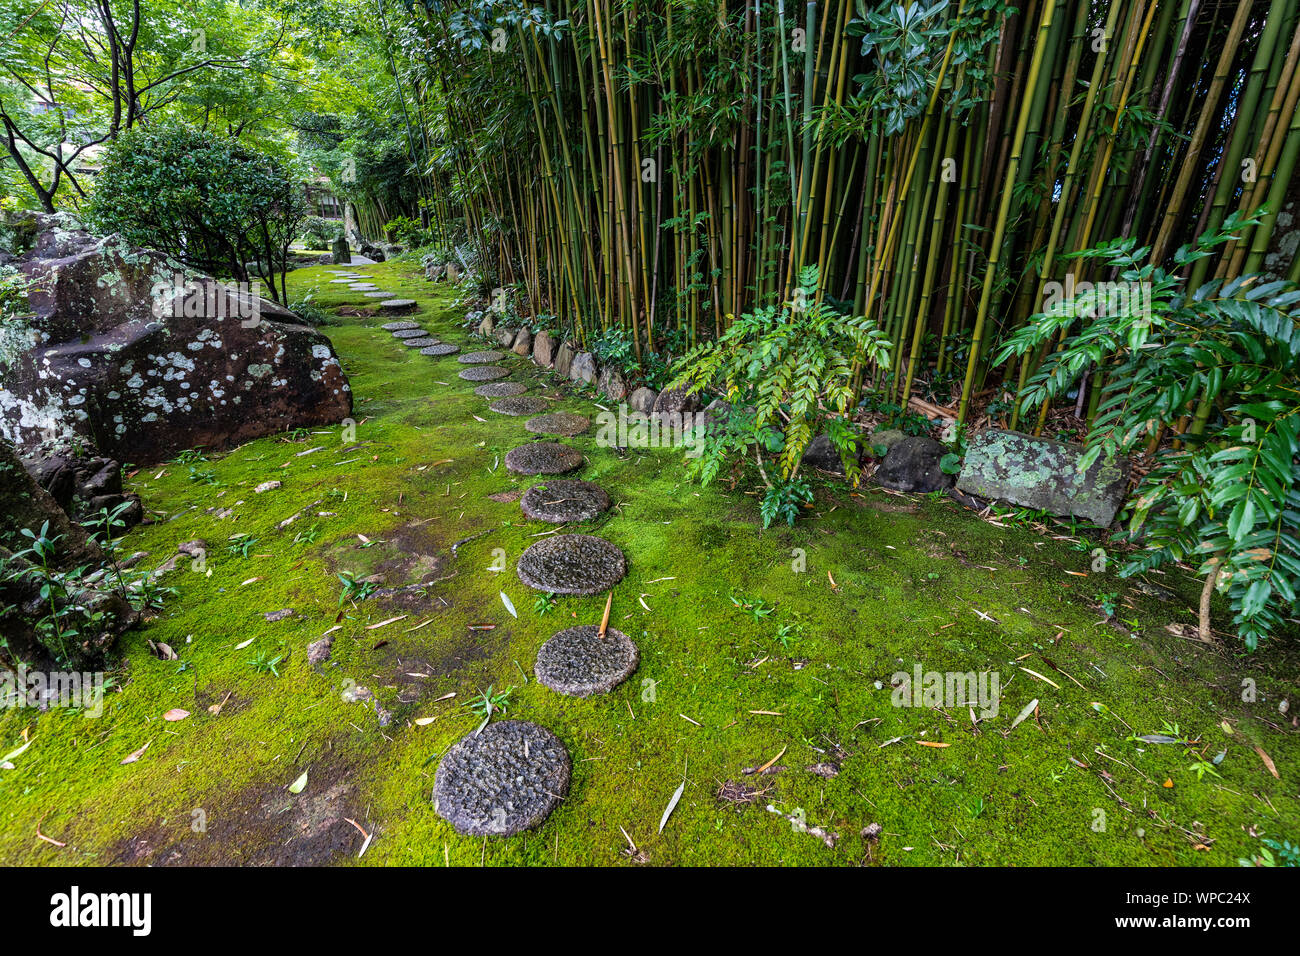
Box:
<box><xmin>956</xmin><ymin>428</ymin><xmax>1130</xmax><ymax>526</ymax></box>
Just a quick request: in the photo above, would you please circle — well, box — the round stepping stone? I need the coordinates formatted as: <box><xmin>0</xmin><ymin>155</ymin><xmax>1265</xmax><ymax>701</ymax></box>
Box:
<box><xmin>504</xmin><ymin>442</ymin><xmax>583</xmax><ymax>475</ymax></box>
<box><xmin>475</xmin><ymin>381</ymin><xmax>528</xmax><ymax>398</ymax></box>
<box><xmin>382</xmin><ymin>321</ymin><xmax>421</xmax><ymax>331</ymax></box>
<box><xmin>516</xmin><ymin>534</ymin><xmax>627</xmax><ymax>595</ymax></box>
<box><xmin>391</xmin><ymin>328</ymin><xmax>429</xmax><ymax>339</ymax></box>
<box><xmin>328</xmin><ymin>278</ymin><xmax>353</xmax><ymax>284</ymax></box>
<box><xmin>364</xmin><ymin>291</ymin><xmax>398</xmax><ymax>298</ymax></box>
<box><xmin>520</xmin><ymin>479</ymin><xmax>610</xmax><ymax>523</ymax></box>
<box><xmin>535</xmin><ymin>625</ymin><xmax>639</xmax><ymax>697</ymax></box>
<box><xmin>348</xmin><ymin>283</ymin><xmax>378</xmax><ymax>290</ymax></box>
<box><xmin>403</xmin><ymin>336</ymin><xmax>439</xmax><ymax>348</ymax></box>
<box><xmin>433</xmin><ymin>720</ymin><xmax>570</xmax><ymax>836</ymax></box>
<box><xmin>459</xmin><ymin>366</ymin><xmax>509</xmax><ymax>382</ymax></box>
<box><xmin>379</xmin><ymin>298</ymin><xmax>418</xmax><ymax>312</ymax></box>
<box><xmin>525</xmin><ymin>412</ymin><xmax>590</xmax><ymax>437</ymax></box>
<box><xmin>458</xmin><ymin>350</ymin><xmax>505</xmax><ymax>364</ymax></box>
<box><xmin>489</xmin><ymin>396</ymin><xmax>549</xmax><ymax>416</ymax></box>
<box><xmin>420</xmin><ymin>343</ymin><xmax>460</xmax><ymax>356</ymax></box>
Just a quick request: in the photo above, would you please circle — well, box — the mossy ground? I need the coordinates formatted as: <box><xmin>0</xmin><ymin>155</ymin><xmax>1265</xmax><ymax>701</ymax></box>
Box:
<box><xmin>2</xmin><ymin>260</ymin><xmax>1297</xmax><ymax>866</ymax></box>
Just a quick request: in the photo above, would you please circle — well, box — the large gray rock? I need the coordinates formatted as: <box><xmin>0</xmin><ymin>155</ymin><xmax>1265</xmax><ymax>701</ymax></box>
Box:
<box><xmin>802</xmin><ymin>434</ymin><xmax>855</xmax><ymax>474</ymax></box>
<box><xmin>653</xmin><ymin>385</ymin><xmax>700</xmax><ymax>416</ymax></box>
<box><xmin>477</xmin><ymin>314</ymin><xmax>495</xmax><ymax>337</ymax></box>
<box><xmin>554</xmin><ymin>342</ymin><xmax>575</xmax><ymax>378</ymax></box>
<box><xmin>629</xmin><ymin>386</ymin><xmax>657</xmax><ymax>415</ymax></box>
<box><xmin>875</xmin><ymin>436</ymin><xmax>954</xmax><ymax>493</ymax></box>
<box><xmin>569</xmin><ymin>351</ymin><xmax>597</xmax><ymax>385</ymax></box>
<box><xmin>956</xmin><ymin>428</ymin><xmax>1130</xmax><ymax>526</ymax></box>
<box><xmin>597</xmin><ymin>366</ymin><xmax>627</xmax><ymax>401</ymax></box>
<box><xmin>533</xmin><ymin>330</ymin><xmax>555</xmax><ymax>366</ymax></box>
<box><xmin>1</xmin><ymin>218</ymin><xmax>352</xmax><ymax>464</ymax></box>
<box><xmin>495</xmin><ymin>327</ymin><xmax>516</xmax><ymax>347</ymax></box>
<box><xmin>330</xmin><ymin>237</ymin><xmax>351</xmax><ymax>264</ymax></box>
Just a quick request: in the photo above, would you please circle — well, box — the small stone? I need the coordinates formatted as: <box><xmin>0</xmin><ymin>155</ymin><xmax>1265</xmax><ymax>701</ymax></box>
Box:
<box><xmin>459</xmin><ymin>366</ymin><xmax>510</xmax><ymax>382</ymax></box>
<box><xmin>489</xmin><ymin>396</ymin><xmax>549</xmax><ymax>416</ymax></box>
<box><xmin>254</xmin><ymin>480</ymin><xmax>282</xmax><ymax>493</ymax></box>
<box><xmin>535</xmin><ymin>625</ymin><xmax>639</xmax><ymax>697</ymax></box>
<box><xmin>307</xmin><ymin>636</ymin><xmax>333</xmax><ymax>665</ymax></box>
<box><xmin>474</xmin><ymin>381</ymin><xmax>528</xmax><ymax>398</ymax></box>
<box><xmin>520</xmin><ymin>479</ymin><xmax>610</xmax><ymax>523</ymax></box>
<box><xmin>496</xmin><ymin>328</ymin><xmax>516</xmax><ymax>347</ymax></box>
<box><xmin>515</xmin><ymin>534</ymin><xmax>627</xmax><ymax>595</ymax></box>
<box><xmin>419</xmin><ymin>343</ymin><xmax>460</xmax><ymax>356</ymax></box>
<box><xmin>177</xmin><ymin>539</ymin><xmax>207</xmax><ymax>557</ymax></box>
<box><xmin>525</xmin><ymin>412</ymin><xmax>589</xmax><ymax>437</ymax></box>
<box><xmin>504</xmin><ymin>442</ymin><xmax>584</xmax><ymax>475</ymax></box>
<box><xmin>264</xmin><ymin>608</ymin><xmax>294</xmax><ymax>622</ymax></box>
<box><xmin>459</xmin><ymin>350</ymin><xmax>506</xmax><ymax>364</ymax></box>
<box><xmin>477</xmin><ymin>314</ymin><xmax>495</xmax><ymax>337</ymax></box>
<box><xmin>433</xmin><ymin>720</ymin><xmax>571</xmax><ymax>836</ymax></box>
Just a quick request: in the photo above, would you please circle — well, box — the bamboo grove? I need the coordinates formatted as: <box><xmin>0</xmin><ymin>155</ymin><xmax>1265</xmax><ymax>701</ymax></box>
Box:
<box><xmin>376</xmin><ymin>0</ymin><xmax>1300</xmax><ymax>426</ymax></box>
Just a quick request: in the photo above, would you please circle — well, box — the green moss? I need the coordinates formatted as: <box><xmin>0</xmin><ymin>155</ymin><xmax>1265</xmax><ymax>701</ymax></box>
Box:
<box><xmin>2</xmin><ymin>260</ymin><xmax>1297</xmax><ymax>867</ymax></box>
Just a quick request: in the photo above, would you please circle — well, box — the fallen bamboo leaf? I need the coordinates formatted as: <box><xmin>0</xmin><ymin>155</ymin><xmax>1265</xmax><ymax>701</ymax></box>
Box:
<box><xmin>598</xmin><ymin>590</ymin><xmax>612</xmax><ymax>638</ymax></box>
<box><xmin>1020</xmin><ymin>667</ymin><xmax>1060</xmax><ymax>689</ymax></box>
<box><xmin>659</xmin><ymin>769</ymin><xmax>687</xmax><ymax>834</ymax></box>
<box><xmin>288</xmin><ymin>770</ymin><xmax>308</xmax><ymax>794</ymax></box>
<box><xmin>1010</xmin><ymin>698</ymin><xmax>1040</xmax><ymax>730</ymax></box>
<box><xmin>121</xmin><ymin>741</ymin><xmax>150</xmax><ymax>764</ymax></box>
<box><xmin>207</xmin><ymin>692</ymin><xmax>233</xmax><ymax>716</ymax></box>
<box><xmin>917</xmin><ymin>741</ymin><xmax>950</xmax><ymax>748</ymax></box>
<box><xmin>366</xmin><ymin>615</ymin><xmax>407</xmax><ymax>630</ymax></box>
<box><xmin>1254</xmin><ymin>744</ymin><xmax>1279</xmax><ymax>778</ymax></box>
<box><xmin>500</xmin><ymin>591</ymin><xmax>518</xmax><ymax>618</ymax></box>
<box><xmin>749</xmin><ymin>710</ymin><xmax>783</xmax><ymax>716</ymax></box>
<box><xmin>756</xmin><ymin>745</ymin><xmax>787</xmax><ymax>773</ymax></box>
<box><xmin>234</xmin><ymin>637</ymin><xmax>255</xmax><ymax>650</ymax></box>
<box><xmin>162</xmin><ymin>708</ymin><xmax>190</xmax><ymax>722</ymax></box>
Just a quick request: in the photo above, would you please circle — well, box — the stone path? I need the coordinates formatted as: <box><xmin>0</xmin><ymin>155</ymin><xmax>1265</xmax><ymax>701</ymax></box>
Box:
<box><xmin>344</xmin><ymin>266</ymin><xmax>639</xmax><ymax>839</ymax></box>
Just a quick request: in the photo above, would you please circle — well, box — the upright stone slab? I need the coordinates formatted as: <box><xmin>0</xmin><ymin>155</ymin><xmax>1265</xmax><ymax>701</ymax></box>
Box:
<box><xmin>330</xmin><ymin>237</ymin><xmax>351</xmax><ymax>264</ymax></box>
<box><xmin>554</xmin><ymin>342</ymin><xmax>576</xmax><ymax>378</ymax></box>
<box><xmin>512</xmin><ymin>327</ymin><xmax>533</xmax><ymax>356</ymax></box>
<box><xmin>570</xmin><ymin>351</ymin><xmax>597</xmax><ymax>385</ymax></box>
<box><xmin>956</xmin><ymin>428</ymin><xmax>1130</xmax><ymax>526</ymax></box>
<box><xmin>533</xmin><ymin>330</ymin><xmax>555</xmax><ymax>366</ymax></box>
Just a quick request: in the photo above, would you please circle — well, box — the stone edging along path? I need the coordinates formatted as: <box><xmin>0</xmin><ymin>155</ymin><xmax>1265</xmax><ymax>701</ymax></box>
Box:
<box><xmin>339</xmin><ymin>265</ymin><xmax>637</xmax><ymax>838</ymax></box>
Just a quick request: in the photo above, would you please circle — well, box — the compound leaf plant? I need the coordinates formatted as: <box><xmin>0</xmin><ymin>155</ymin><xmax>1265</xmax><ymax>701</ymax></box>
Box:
<box><xmin>997</xmin><ymin>212</ymin><xmax>1300</xmax><ymax>650</ymax></box>
<box><xmin>670</xmin><ymin>266</ymin><xmax>892</xmax><ymax>527</ymax></box>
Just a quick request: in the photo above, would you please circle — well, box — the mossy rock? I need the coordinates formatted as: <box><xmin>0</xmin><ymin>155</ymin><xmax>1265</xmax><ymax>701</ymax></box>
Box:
<box><xmin>525</xmin><ymin>412</ymin><xmax>589</xmax><ymax>437</ymax></box>
<box><xmin>488</xmin><ymin>396</ymin><xmax>549</xmax><ymax>417</ymax></box>
<box><xmin>504</xmin><ymin>441</ymin><xmax>583</xmax><ymax>475</ymax></box>
<box><xmin>432</xmin><ymin>720</ymin><xmax>571</xmax><ymax>836</ymax></box>
<box><xmin>474</xmin><ymin>381</ymin><xmax>528</xmax><ymax>398</ymax></box>
<box><xmin>459</xmin><ymin>365</ymin><xmax>510</xmax><ymax>382</ymax></box>
<box><xmin>534</xmin><ymin>625</ymin><xmax>638</xmax><ymax>697</ymax></box>
<box><xmin>520</xmin><ymin>479</ymin><xmax>610</xmax><ymax>523</ymax></box>
<box><xmin>515</xmin><ymin>533</ymin><xmax>627</xmax><ymax>595</ymax></box>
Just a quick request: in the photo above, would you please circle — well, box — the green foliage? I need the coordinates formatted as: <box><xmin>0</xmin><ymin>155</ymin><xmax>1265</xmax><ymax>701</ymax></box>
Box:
<box><xmin>671</xmin><ymin>266</ymin><xmax>892</xmax><ymax>499</ymax></box>
<box><xmin>996</xmin><ymin>212</ymin><xmax>1300</xmax><ymax>650</ymax></box>
<box><xmin>300</xmin><ymin>216</ymin><xmax>343</xmax><ymax>249</ymax></box>
<box><xmin>760</xmin><ymin>477</ymin><xmax>814</xmax><ymax>528</ymax></box>
<box><xmin>86</xmin><ymin>122</ymin><xmax>307</xmax><ymax>301</ymax></box>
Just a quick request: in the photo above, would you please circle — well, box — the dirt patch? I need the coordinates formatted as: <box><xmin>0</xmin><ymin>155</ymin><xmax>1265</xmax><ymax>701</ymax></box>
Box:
<box><xmin>110</xmin><ymin>758</ymin><xmax>364</xmax><ymax>866</ymax></box>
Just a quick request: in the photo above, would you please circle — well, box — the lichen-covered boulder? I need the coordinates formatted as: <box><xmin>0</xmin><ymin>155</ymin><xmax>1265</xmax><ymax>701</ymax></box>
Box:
<box><xmin>569</xmin><ymin>351</ymin><xmax>597</xmax><ymax>385</ymax></box>
<box><xmin>1</xmin><ymin>222</ymin><xmax>351</xmax><ymax>464</ymax></box>
<box><xmin>629</xmin><ymin>386</ymin><xmax>657</xmax><ymax>415</ymax></box>
<box><xmin>511</xmin><ymin>327</ymin><xmax>532</xmax><ymax>356</ymax></box>
<box><xmin>597</xmin><ymin>366</ymin><xmax>627</xmax><ymax>401</ymax></box>
<box><xmin>533</xmin><ymin>330</ymin><xmax>555</xmax><ymax>367</ymax></box>
<box><xmin>956</xmin><ymin>428</ymin><xmax>1130</xmax><ymax>526</ymax></box>
<box><xmin>554</xmin><ymin>342</ymin><xmax>575</xmax><ymax>378</ymax></box>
